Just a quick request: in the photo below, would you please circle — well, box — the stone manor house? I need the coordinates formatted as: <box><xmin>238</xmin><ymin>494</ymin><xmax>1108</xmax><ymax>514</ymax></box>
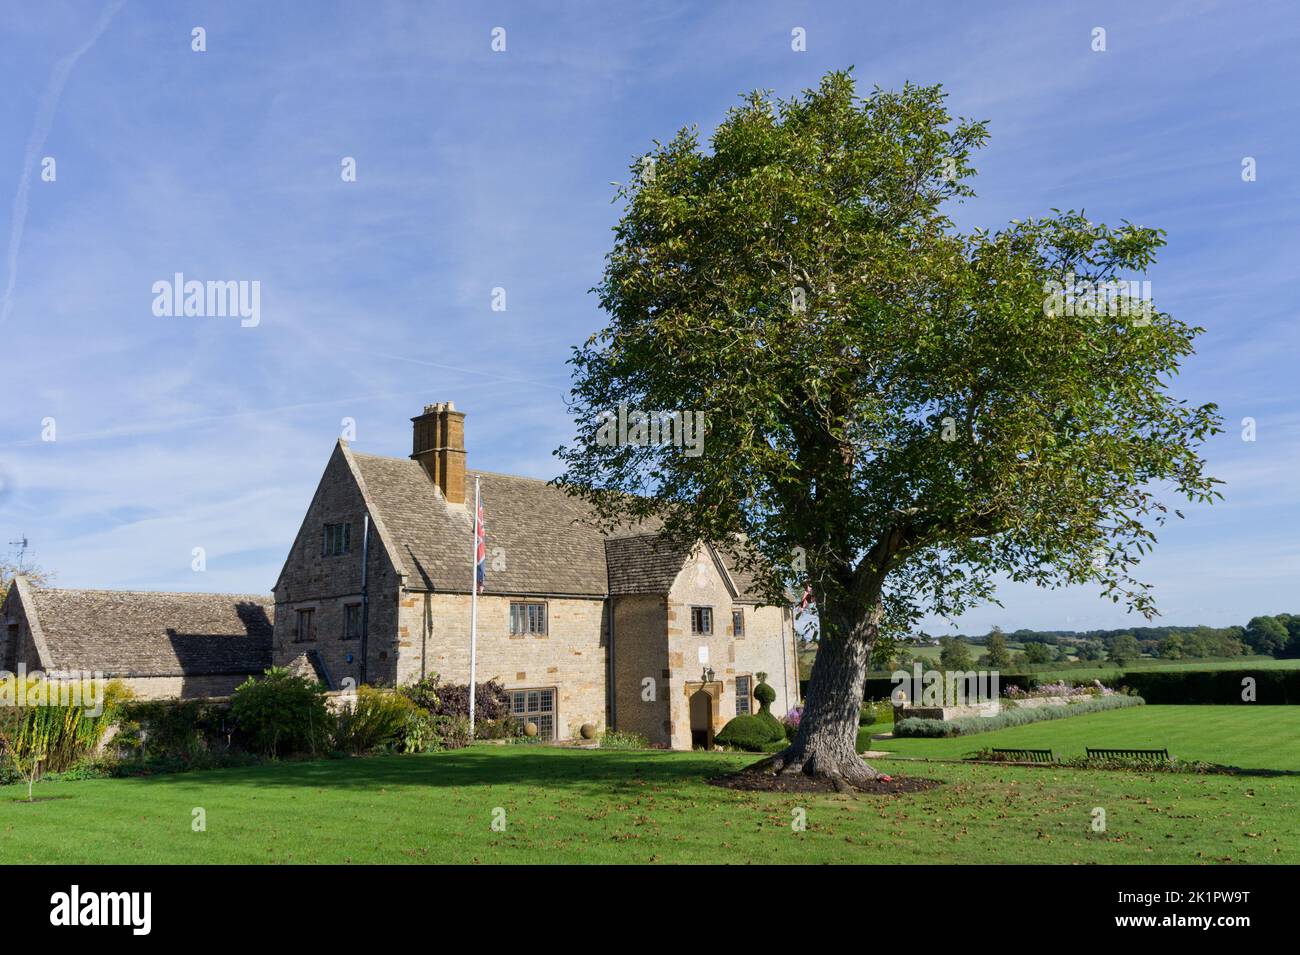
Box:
<box><xmin>2</xmin><ymin>403</ymin><xmax>800</xmax><ymax>749</ymax></box>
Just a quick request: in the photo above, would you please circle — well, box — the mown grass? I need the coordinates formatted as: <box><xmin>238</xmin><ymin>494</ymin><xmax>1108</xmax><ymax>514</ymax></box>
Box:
<box><xmin>877</xmin><ymin>705</ymin><xmax>1300</xmax><ymax>771</ymax></box>
<box><xmin>2</xmin><ymin>740</ymin><xmax>1297</xmax><ymax>864</ymax></box>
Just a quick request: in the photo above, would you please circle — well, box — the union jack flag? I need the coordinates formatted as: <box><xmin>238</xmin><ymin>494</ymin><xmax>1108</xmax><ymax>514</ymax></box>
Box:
<box><xmin>475</xmin><ymin>495</ymin><xmax>487</xmax><ymax>594</ymax></box>
<box><xmin>798</xmin><ymin>583</ymin><xmax>814</xmax><ymax>611</ymax></box>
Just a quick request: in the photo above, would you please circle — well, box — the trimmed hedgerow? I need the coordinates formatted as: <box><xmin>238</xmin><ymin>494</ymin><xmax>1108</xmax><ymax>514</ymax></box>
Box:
<box><xmin>1119</xmin><ymin>669</ymin><xmax>1300</xmax><ymax>704</ymax></box>
<box><xmin>894</xmin><ymin>693</ymin><xmax>1144</xmax><ymax>738</ymax></box>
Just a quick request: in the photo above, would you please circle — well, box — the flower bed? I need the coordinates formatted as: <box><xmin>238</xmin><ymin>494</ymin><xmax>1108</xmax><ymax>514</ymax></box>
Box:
<box><xmin>894</xmin><ymin>693</ymin><xmax>1144</xmax><ymax>738</ymax></box>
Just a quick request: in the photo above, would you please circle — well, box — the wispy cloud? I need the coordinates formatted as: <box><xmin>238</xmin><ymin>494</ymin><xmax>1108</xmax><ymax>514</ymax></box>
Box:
<box><xmin>0</xmin><ymin>0</ymin><xmax>125</xmax><ymax>328</ymax></box>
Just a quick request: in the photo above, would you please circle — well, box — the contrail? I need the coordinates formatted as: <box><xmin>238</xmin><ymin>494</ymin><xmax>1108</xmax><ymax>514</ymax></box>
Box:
<box><xmin>0</xmin><ymin>0</ymin><xmax>126</xmax><ymax>328</ymax></box>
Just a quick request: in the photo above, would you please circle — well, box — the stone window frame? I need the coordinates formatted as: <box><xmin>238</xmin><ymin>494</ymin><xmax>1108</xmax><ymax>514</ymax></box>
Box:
<box><xmin>731</xmin><ymin>608</ymin><xmax>745</xmax><ymax>638</ymax></box>
<box><xmin>294</xmin><ymin>607</ymin><xmax>316</xmax><ymax>643</ymax></box>
<box><xmin>735</xmin><ymin>674</ymin><xmax>753</xmax><ymax>716</ymax></box>
<box><xmin>509</xmin><ymin>600</ymin><xmax>548</xmax><ymax>638</ymax></box>
<box><xmin>322</xmin><ymin>522</ymin><xmax>351</xmax><ymax>557</ymax></box>
<box><xmin>690</xmin><ymin>605</ymin><xmax>713</xmax><ymax>636</ymax></box>
<box><xmin>509</xmin><ymin>686</ymin><xmax>557</xmax><ymax>740</ymax></box>
<box><xmin>342</xmin><ymin>602</ymin><xmax>362</xmax><ymax>640</ymax></box>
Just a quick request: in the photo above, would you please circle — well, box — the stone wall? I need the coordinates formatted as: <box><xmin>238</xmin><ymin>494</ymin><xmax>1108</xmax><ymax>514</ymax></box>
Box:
<box><xmin>610</xmin><ymin>594</ymin><xmax>671</xmax><ymax>745</ymax></box>
<box><xmin>664</xmin><ymin>545</ymin><xmax>799</xmax><ymax>750</ymax></box>
<box><xmin>111</xmin><ymin>672</ymin><xmax>257</xmax><ymax>700</ymax></box>
<box><xmin>272</xmin><ymin>443</ymin><xmax>402</xmax><ymax>687</ymax></box>
<box><xmin>398</xmin><ymin>591</ymin><xmax>608</xmax><ymax>740</ymax></box>
<box><xmin>1</xmin><ymin>587</ymin><xmax>44</xmax><ymax>672</ymax></box>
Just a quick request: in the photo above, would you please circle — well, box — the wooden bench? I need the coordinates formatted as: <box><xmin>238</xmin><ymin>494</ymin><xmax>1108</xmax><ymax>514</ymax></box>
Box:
<box><xmin>1086</xmin><ymin>747</ymin><xmax>1170</xmax><ymax>761</ymax></box>
<box><xmin>991</xmin><ymin>748</ymin><xmax>1054</xmax><ymax>763</ymax></box>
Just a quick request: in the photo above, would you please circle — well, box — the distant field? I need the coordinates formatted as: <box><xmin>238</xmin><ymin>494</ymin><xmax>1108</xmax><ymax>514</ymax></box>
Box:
<box><xmin>877</xmin><ymin>704</ymin><xmax>1300</xmax><ymax>771</ymax></box>
<box><xmin>1024</xmin><ymin>656</ymin><xmax>1300</xmax><ymax>684</ymax></box>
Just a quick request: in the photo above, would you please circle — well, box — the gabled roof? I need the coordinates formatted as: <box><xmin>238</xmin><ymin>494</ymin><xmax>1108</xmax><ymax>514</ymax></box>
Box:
<box><xmin>349</xmin><ymin>451</ymin><xmax>611</xmax><ymax>596</ymax></box>
<box><xmin>604</xmin><ymin>533</ymin><xmax>694</xmax><ymax>596</ymax></box>
<box><xmin>342</xmin><ymin>444</ymin><xmax>773</xmax><ymax>603</ymax></box>
<box><xmin>11</xmin><ymin>580</ymin><xmax>273</xmax><ymax>676</ymax></box>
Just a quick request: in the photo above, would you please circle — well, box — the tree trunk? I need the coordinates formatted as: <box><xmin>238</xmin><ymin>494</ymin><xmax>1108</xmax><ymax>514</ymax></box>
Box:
<box><xmin>768</xmin><ymin>602</ymin><xmax>882</xmax><ymax>790</ymax></box>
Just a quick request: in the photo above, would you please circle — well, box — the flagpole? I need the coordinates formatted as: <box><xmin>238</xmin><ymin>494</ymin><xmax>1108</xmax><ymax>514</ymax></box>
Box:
<box><xmin>469</xmin><ymin>476</ymin><xmax>481</xmax><ymax>738</ymax></box>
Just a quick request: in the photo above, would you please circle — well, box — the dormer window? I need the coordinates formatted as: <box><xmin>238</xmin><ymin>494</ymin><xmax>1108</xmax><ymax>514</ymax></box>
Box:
<box><xmin>322</xmin><ymin>522</ymin><xmax>351</xmax><ymax>557</ymax></box>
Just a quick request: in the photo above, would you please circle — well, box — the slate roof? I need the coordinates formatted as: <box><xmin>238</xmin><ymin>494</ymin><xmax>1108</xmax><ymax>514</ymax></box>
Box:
<box><xmin>346</xmin><ymin>447</ymin><xmax>769</xmax><ymax>602</ymax></box>
<box><xmin>604</xmin><ymin>533</ymin><xmax>694</xmax><ymax>596</ymax></box>
<box><xmin>350</xmin><ymin>452</ymin><xmax>612</xmax><ymax>596</ymax></box>
<box><xmin>20</xmin><ymin>584</ymin><xmax>274</xmax><ymax>676</ymax></box>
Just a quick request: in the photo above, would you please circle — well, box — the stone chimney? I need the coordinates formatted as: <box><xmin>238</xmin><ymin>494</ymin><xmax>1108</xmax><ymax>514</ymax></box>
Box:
<box><xmin>411</xmin><ymin>402</ymin><xmax>466</xmax><ymax>505</ymax></box>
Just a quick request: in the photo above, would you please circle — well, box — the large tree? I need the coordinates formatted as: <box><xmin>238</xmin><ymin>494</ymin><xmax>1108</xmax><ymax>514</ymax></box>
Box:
<box><xmin>556</xmin><ymin>71</ymin><xmax>1221</xmax><ymax>788</ymax></box>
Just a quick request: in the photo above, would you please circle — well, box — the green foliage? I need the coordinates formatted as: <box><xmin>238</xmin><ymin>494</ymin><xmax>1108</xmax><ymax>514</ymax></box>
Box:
<box><xmin>982</xmin><ymin>629</ymin><xmax>1013</xmax><ymax>669</ymax></box>
<box><xmin>855</xmin><ymin>726</ymin><xmax>875</xmax><ymax>754</ymax></box>
<box><xmin>895</xmin><ymin>694</ymin><xmax>1144</xmax><ymax>738</ymax></box>
<box><xmin>557</xmin><ymin>68</ymin><xmax>1221</xmax><ymax>646</ymax></box>
<box><xmin>939</xmin><ymin>636</ymin><xmax>975</xmax><ymax>670</ymax></box>
<box><xmin>859</xmin><ymin>699</ymin><xmax>892</xmax><ymax>726</ymax></box>
<box><xmin>475</xmin><ymin>717</ymin><xmax>523</xmax><ymax>740</ymax></box>
<box><xmin>0</xmin><ymin>678</ymin><xmax>130</xmax><ymax>793</ymax></box>
<box><xmin>600</xmin><ymin>729</ymin><xmax>650</xmax><ymax>750</ymax></box>
<box><xmin>716</xmin><ymin>714</ymin><xmax>786</xmax><ymax>752</ymax></box>
<box><xmin>333</xmin><ymin>687</ymin><xmax>420</xmax><ymax>754</ymax></box>
<box><xmin>229</xmin><ymin>667</ymin><xmax>330</xmax><ymax>758</ymax></box>
<box><xmin>115</xmin><ymin>698</ymin><xmax>230</xmax><ymax>761</ymax></box>
<box><xmin>1244</xmin><ymin>616</ymin><xmax>1290</xmax><ymax>656</ymax></box>
<box><xmin>1022</xmin><ymin>642</ymin><xmax>1057</xmax><ymax>664</ymax></box>
<box><xmin>1120</xmin><ymin>668</ymin><xmax>1300</xmax><ymax>704</ymax></box>
<box><xmin>752</xmin><ymin>680</ymin><xmax>777</xmax><ymax>713</ymax></box>
<box><xmin>431</xmin><ymin>715</ymin><xmax>472</xmax><ymax>750</ymax></box>
<box><xmin>1109</xmin><ymin>635</ymin><xmax>1141</xmax><ymax>665</ymax></box>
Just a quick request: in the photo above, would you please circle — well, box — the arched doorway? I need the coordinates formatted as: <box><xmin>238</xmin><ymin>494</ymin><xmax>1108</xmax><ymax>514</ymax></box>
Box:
<box><xmin>690</xmin><ymin>688</ymin><xmax>714</xmax><ymax>749</ymax></box>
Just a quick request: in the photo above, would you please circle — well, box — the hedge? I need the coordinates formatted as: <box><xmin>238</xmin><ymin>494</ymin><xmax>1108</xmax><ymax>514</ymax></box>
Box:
<box><xmin>894</xmin><ymin>694</ymin><xmax>1145</xmax><ymax>738</ymax></box>
<box><xmin>1117</xmin><ymin>669</ymin><xmax>1300</xmax><ymax>704</ymax></box>
<box><xmin>801</xmin><ymin>667</ymin><xmax>1300</xmax><ymax>705</ymax></box>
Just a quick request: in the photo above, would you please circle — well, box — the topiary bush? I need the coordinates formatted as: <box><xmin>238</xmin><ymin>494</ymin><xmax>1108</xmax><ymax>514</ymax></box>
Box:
<box><xmin>753</xmin><ymin>680</ymin><xmax>777</xmax><ymax>714</ymax></box>
<box><xmin>716</xmin><ymin>713</ymin><xmax>786</xmax><ymax>752</ymax></box>
<box><xmin>230</xmin><ymin>667</ymin><xmax>331</xmax><ymax>758</ymax></box>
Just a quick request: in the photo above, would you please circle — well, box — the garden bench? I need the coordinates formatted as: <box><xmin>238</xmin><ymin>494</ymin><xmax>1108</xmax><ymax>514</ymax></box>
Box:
<box><xmin>1086</xmin><ymin>747</ymin><xmax>1170</xmax><ymax>761</ymax></box>
<box><xmin>991</xmin><ymin>748</ymin><xmax>1054</xmax><ymax>763</ymax></box>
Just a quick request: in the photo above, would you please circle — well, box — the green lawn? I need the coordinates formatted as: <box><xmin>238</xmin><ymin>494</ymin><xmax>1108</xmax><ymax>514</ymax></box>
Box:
<box><xmin>3</xmin><ymin>740</ymin><xmax>1298</xmax><ymax>863</ymax></box>
<box><xmin>878</xmin><ymin>705</ymin><xmax>1300</xmax><ymax>771</ymax></box>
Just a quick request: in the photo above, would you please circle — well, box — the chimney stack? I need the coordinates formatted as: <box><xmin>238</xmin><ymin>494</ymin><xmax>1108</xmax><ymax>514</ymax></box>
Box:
<box><xmin>411</xmin><ymin>402</ymin><xmax>467</xmax><ymax>505</ymax></box>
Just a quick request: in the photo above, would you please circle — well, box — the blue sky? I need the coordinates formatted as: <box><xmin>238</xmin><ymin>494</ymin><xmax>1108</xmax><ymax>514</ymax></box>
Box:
<box><xmin>1</xmin><ymin>0</ymin><xmax>1297</xmax><ymax>634</ymax></box>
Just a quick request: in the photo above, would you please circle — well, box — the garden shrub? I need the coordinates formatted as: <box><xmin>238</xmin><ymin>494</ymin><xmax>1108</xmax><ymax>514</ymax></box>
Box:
<box><xmin>894</xmin><ymin>693</ymin><xmax>1144</xmax><ymax>738</ymax></box>
<box><xmin>855</xmin><ymin>726</ymin><xmax>874</xmax><ymax>754</ymax></box>
<box><xmin>333</xmin><ymin>687</ymin><xmax>420</xmax><ymax>754</ymax></box>
<box><xmin>859</xmin><ymin>700</ymin><xmax>876</xmax><ymax>726</ymax></box>
<box><xmin>716</xmin><ymin>713</ymin><xmax>786</xmax><ymax>752</ymax></box>
<box><xmin>0</xmin><ymin>677</ymin><xmax>131</xmax><ymax>784</ymax></box>
<box><xmin>400</xmin><ymin>675</ymin><xmax>512</xmax><ymax>737</ymax></box>
<box><xmin>753</xmin><ymin>679</ymin><xmax>777</xmax><ymax>714</ymax></box>
<box><xmin>474</xmin><ymin>716</ymin><xmax>523</xmax><ymax>740</ymax></box>
<box><xmin>230</xmin><ymin>667</ymin><xmax>330</xmax><ymax>757</ymax></box>
<box><xmin>432</xmin><ymin>715</ymin><xmax>472</xmax><ymax>750</ymax></box>
<box><xmin>782</xmin><ymin>705</ymin><xmax>802</xmax><ymax>740</ymax></box>
<box><xmin>117</xmin><ymin>698</ymin><xmax>231</xmax><ymax>761</ymax></box>
<box><xmin>600</xmin><ymin>729</ymin><xmax>649</xmax><ymax>750</ymax></box>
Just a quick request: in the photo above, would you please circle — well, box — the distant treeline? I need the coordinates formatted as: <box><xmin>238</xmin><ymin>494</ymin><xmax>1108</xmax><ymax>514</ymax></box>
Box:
<box><xmin>914</xmin><ymin>614</ymin><xmax>1300</xmax><ymax>667</ymax></box>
